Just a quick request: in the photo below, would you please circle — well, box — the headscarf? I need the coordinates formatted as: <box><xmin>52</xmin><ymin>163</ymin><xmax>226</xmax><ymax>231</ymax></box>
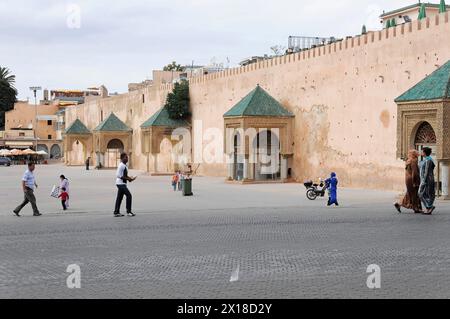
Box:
<box><xmin>407</xmin><ymin>149</ymin><xmax>419</xmax><ymax>165</ymax></box>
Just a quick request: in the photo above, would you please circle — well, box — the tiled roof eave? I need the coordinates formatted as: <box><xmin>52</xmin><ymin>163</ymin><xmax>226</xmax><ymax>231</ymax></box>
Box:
<box><xmin>93</xmin><ymin>129</ymin><xmax>133</xmax><ymax>133</ymax></box>
<box><xmin>395</xmin><ymin>97</ymin><xmax>447</xmax><ymax>104</ymax></box>
<box><xmin>224</xmin><ymin>114</ymin><xmax>295</xmax><ymax>119</ymax></box>
<box><xmin>65</xmin><ymin>132</ymin><xmax>92</xmax><ymax>135</ymax></box>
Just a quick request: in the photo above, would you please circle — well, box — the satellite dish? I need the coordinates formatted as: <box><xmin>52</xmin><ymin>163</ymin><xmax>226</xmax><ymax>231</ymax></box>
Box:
<box><xmin>404</xmin><ymin>16</ymin><xmax>411</xmax><ymax>23</ymax></box>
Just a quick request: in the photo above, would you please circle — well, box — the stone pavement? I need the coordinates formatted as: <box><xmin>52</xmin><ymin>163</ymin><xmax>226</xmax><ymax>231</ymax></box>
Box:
<box><xmin>1</xmin><ymin>164</ymin><xmax>450</xmax><ymax>299</ymax></box>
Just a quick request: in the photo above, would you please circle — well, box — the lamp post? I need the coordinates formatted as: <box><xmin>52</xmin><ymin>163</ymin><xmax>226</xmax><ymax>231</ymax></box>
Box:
<box><xmin>29</xmin><ymin>86</ymin><xmax>42</xmax><ymax>150</ymax></box>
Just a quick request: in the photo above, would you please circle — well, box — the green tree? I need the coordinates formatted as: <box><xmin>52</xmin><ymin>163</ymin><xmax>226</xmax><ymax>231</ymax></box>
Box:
<box><xmin>0</xmin><ymin>66</ymin><xmax>18</xmax><ymax>129</ymax></box>
<box><xmin>163</xmin><ymin>61</ymin><xmax>184</xmax><ymax>72</ymax></box>
<box><xmin>165</xmin><ymin>80</ymin><xmax>190</xmax><ymax>120</ymax></box>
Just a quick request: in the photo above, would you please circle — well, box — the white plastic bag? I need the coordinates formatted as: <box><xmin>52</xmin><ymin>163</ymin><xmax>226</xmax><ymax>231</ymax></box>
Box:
<box><xmin>50</xmin><ymin>185</ymin><xmax>60</xmax><ymax>198</ymax></box>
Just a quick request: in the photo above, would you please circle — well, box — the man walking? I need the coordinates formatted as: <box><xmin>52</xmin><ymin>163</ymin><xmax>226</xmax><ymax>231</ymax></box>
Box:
<box><xmin>85</xmin><ymin>157</ymin><xmax>90</xmax><ymax>170</ymax></box>
<box><xmin>13</xmin><ymin>162</ymin><xmax>42</xmax><ymax>217</ymax></box>
<box><xmin>114</xmin><ymin>153</ymin><xmax>137</xmax><ymax>217</ymax></box>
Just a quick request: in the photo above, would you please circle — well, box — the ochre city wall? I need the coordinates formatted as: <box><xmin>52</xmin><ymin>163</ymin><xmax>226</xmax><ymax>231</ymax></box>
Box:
<box><xmin>65</xmin><ymin>13</ymin><xmax>450</xmax><ymax>190</ymax></box>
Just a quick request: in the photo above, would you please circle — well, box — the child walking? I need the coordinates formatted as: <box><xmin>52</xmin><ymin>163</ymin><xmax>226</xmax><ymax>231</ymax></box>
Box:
<box><xmin>172</xmin><ymin>173</ymin><xmax>179</xmax><ymax>191</ymax></box>
<box><xmin>58</xmin><ymin>187</ymin><xmax>69</xmax><ymax>210</ymax></box>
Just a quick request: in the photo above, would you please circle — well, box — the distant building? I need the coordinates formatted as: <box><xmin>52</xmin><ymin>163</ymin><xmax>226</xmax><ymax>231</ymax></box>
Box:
<box><xmin>380</xmin><ymin>2</ymin><xmax>450</xmax><ymax>27</ymax></box>
<box><xmin>1</xmin><ymin>102</ymin><xmax>62</xmax><ymax>157</ymax></box>
<box><xmin>0</xmin><ymin>85</ymin><xmax>109</xmax><ymax>159</ymax></box>
<box><xmin>239</xmin><ymin>56</ymin><xmax>270</xmax><ymax>67</ymax></box>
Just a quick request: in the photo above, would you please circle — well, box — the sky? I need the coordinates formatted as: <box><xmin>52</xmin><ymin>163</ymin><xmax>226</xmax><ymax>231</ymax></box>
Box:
<box><xmin>0</xmin><ymin>0</ymin><xmax>415</xmax><ymax>100</ymax></box>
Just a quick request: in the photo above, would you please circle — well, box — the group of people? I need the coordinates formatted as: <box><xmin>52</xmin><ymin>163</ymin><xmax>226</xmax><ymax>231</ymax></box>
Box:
<box><xmin>11</xmin><ymin>149</ymin><xmax>438</xmax><ymax>218</ymax></box>
<box><xmin>13</xmin><ymin>163</ymin><xmax>70</xmax><ymax>217</ymax></box>
<box><xmin>394</xmin><ymin>147</ymin><xmax>436</xmax><ymax>215</ymax></box>
<box><xmin>171</xmin><ymin>171</ymin><xmax>185</xmax><ymax>192</ymax></box>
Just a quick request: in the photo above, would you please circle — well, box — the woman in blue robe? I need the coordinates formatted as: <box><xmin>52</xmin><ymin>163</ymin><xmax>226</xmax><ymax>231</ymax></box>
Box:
<box><xmin>326</xmin><ymin>172</ymin><xmax>339</xmax><ymax>206</ymax></box>
<box><xmin>419</xmin><ymin>147</ymin><xmax>436</xmax><ymax>215</ymax></box>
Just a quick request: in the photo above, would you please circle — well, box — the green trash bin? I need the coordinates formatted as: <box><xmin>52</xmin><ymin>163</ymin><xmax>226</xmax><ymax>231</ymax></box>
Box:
<box><xmin>182</xmin><ymin>178</ymin><xmax>193</xmax><ymax>196</ymax></box>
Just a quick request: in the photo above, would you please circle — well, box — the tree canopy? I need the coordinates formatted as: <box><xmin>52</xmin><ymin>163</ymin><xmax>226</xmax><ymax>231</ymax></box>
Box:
<box><xmin>0</xmin><ymin>66</ymin><xmax>17</xmax><ymax>129</ymax></box>
<box><xmin>164</xmin><ymin>80</ymin><xmax>190</xmax><ymax>120</ymax></box>
<box><xmin>163</xmin><ymin>61</ymin><xmax>184</xmax><ymax>72</ymax></box>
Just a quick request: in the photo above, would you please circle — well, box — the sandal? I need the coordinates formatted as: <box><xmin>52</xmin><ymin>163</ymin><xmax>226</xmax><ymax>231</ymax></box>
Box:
<box><xmin>422</xmin><ymin>207</ymin><xmax>435</xmax><ymax>215</ymax></box>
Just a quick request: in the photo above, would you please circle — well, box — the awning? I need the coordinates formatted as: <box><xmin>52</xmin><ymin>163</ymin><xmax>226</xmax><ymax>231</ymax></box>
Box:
<box><xmin>5</xmin><ymin>141</ymin><xmax>34</xmax><ymax>148</ymax></box>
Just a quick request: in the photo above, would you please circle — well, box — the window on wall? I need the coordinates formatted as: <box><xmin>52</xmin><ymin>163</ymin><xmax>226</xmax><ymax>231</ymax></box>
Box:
<box><xmin>48</xmin><ymin>135</ymin><xmax>52</xmax><ymax>140</ymax></box>
<box><xmin>142</xmin><ymin>94</ymin><xmax>145</xmax><ymax>103</ymax></box>
<box><xmin>47</xmin><ymin>120</ymin><xmax>52</xmax><ymax>125</ymax></box>
<box><xmin>19</xmin><ymin>133</ymin><xmax>25</xmax><ymax>137</ymax></box>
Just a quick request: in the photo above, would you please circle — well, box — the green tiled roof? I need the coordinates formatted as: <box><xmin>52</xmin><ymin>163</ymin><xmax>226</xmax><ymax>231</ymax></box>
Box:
<box><xmin>65</xmin><ymin>119</ymin><xmax>91</xmax><ymax>135</ymax></box>
<box><xmin>395</xmin><ymin>60</ymin><xmax>450</xmax><ymax>103</ymax></box>
<box><xmin>141</xmin><ymin>107</ymin><xmax>190</xmax><ymax>128</ymax></box>
<box><xmin>224</xmin><ymin>85</ymin><xmax>294</xmax><ymax>118</ymax></box>
<box><xmin>94</xmin><ymin>113</ymin><xmax>132</xmax><ymax>132</ymax></box>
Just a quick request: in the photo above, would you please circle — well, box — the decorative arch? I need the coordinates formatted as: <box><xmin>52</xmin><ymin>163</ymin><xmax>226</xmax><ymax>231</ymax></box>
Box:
<box><xmin>251</xmin><ymin>129</ymin><xmax>281</xmax><ymax>181</ymax></box>
<box><xmin>105</xmin><ymin>138</ymin><xmax>125</xmax><ymax>168</ymax></box>
<box><xmin>107</xmin><ymin>138</ymin><xmax>125</xmax><ymax>150</ymax></box>
<box><xmin>37</xmin><ymin>144</ymin><xmax>49</xmax><ymax>153</ymax></box>
<box><xmin>50</xmin><ymin>144</ymin><xmax>61</xmax><ymax>158</ymax></box>
<box><xmin>414</xmin><ymin>122</ymin><xmax>437</xmax><ymax>145</ymax></box>
<box><xmin>70</xmin><ymin>139</ymin><xmax>86</xmax><ymax>165</ymax></box>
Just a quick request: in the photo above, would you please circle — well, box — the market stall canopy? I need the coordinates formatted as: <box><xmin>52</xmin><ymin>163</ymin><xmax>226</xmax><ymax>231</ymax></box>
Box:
<box><xmin>36</xmin><ymin>150</ymin><xmax>48</xmax><ymax>155</ymax></box>
<box><xmin>22</xmin><ymin>149</ymin><xmax>37</xmax><ymax>155</ymax></box>
<box><xmin>0</xmin><ymin>149</ymin><xmax>11</xmax><ymax>156</ymax></box>
<box><xmin>9</xmin><ymin>149</ymin><xmax>22</xmax><ymax>156</ymax></box>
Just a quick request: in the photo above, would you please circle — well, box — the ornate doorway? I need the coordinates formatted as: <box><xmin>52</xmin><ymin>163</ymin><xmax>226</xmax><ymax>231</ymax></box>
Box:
<box><xmin>252</xmin><ymin>130</ymin><xmax>281</xmax><ymax>181</ymax></box>
<box><xmin>106</xmin><ymin>139</ymin><xmax>124</xmax><ymax>168</ymax></box>
<box><xmin>414</xmin><ymin>122</ymin><xmax>437</xmax><ymax>161</ymax></box>
<box><xmin>233</xmin><ymin>133</ymin><xmax>244</xmax><ymax>181</ymax></box>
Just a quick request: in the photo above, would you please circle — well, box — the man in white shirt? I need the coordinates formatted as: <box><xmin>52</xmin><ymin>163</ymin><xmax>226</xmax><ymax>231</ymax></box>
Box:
<box><xmin>114</xmin><ymin>153</ymin><xmax>137</xmax><ymax>217</ymax></box>
<box><xmin>13</xmin><ymin>162</ymin><xmax>42</xmax><ymax>217</ymax></box>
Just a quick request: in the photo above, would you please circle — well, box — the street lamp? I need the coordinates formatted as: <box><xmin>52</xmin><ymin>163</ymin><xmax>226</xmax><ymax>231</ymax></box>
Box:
<box><xmin>29</xmin><ymin>86</ymin><xmax>42</xmax><ymax>149</ymax></box>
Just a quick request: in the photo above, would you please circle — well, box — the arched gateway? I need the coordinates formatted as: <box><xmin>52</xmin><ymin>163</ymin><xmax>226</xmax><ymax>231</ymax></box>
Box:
<box><xmin>396</xmin><ymin>60</ymin><xmax>450</xmax><ymax>199</ymax></box>
<box><xmin>224</xmin><ymin>85</ymin><xmax>295</xmax><ymax>183</ymax></box>
<box><xmin>414</xmin><ymin>122</ymin><xmax>437</xmax><ymax>160</ymax></box>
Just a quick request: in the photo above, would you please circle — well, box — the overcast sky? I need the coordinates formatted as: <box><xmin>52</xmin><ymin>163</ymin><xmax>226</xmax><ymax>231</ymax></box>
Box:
<box><xmin>0</xmin><ymin>0</ymin><xmax>414</xmax><ymax>100</ymax></box>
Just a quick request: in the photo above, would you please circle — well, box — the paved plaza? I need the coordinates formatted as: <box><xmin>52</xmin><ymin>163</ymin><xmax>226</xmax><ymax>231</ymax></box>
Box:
<box><xmin>1</xmin><ymin>164</ymin><xmax>450</xmax><ymax>299</ymax></box>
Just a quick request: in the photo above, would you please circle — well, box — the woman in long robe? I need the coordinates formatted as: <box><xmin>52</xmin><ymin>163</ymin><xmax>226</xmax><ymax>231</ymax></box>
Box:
<box><xmin>395</xmin><ymin>150</ymin><xmax>422</xmax><ymax>214</ymax></box>
<box><xmin>419</xmin><ymin>147</ymin><xmax>436</xmax><ymax>215</ymax></box>
<box><xmin>326</xmin><ymin>172</ymin><xmax>339</xmax><ymax>206</ymax></box>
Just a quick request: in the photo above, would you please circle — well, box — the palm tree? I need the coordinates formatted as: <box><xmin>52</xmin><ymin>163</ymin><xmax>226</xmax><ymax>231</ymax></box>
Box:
<box><xmin>0</xmin><ymin>66</ymin><xmax>16</xmax><ymax>89</ymax></box>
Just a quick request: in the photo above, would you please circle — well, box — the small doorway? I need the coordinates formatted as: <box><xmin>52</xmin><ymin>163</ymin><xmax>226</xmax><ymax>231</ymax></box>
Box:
<box><xmin>233</xmin><ymin>133</ymin><xmax>244</xmax><ymax>181</ymax></box>
<box><xmin>252</xmin><ymin>130</ymin><xmax>281</xmax><ymax>181</ymax></box>
<box><xmin>106</xmin><ymin>139</ymin><xmax>124</xmax><ymax>168</ymax></box>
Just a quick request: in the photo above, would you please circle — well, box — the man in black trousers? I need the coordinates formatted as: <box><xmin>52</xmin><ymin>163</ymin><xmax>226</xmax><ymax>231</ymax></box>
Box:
<box><xmin>114</xmin><ymin>153</ymin><xmax>137</xmax><ymax>217</ymax></box>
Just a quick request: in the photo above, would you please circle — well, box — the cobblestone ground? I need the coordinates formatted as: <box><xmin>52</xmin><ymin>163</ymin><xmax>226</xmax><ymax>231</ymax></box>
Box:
<box><xmin>1</xmin><ymin>164</ymin><xmax>450</xmax><ymax>299</ymax></box>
